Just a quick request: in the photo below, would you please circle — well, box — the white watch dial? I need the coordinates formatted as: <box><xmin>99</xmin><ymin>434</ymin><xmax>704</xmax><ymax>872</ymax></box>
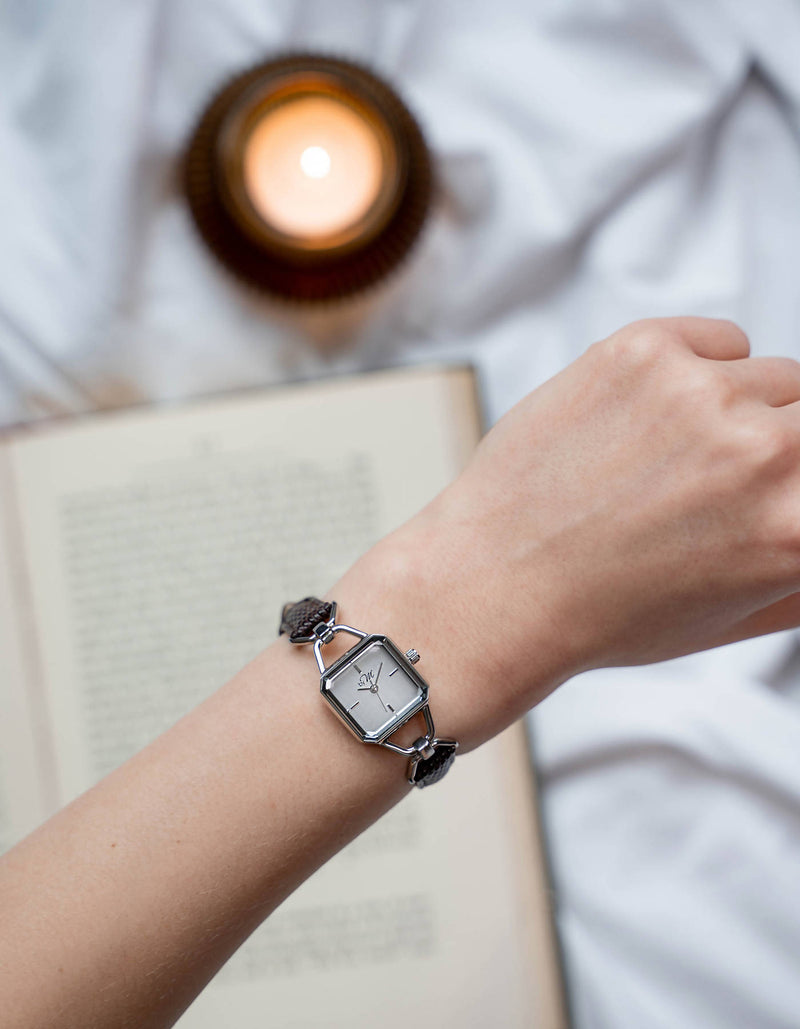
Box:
<box><xmin>324</xmin><ymin>638</ymin><xmax>425</xmax><ymax>740</ymax></box>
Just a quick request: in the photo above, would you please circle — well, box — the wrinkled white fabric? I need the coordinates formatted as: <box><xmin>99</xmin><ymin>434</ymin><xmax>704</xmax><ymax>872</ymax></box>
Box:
<box><xmin>1</xmin><ymin>2</ymin><xmax>799</xmax><ymax>1026</ymax></box>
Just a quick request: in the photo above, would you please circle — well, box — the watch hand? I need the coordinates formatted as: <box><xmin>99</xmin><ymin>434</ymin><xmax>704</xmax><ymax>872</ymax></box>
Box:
<box><xmin>374</xmin><ymin>661</ymin><xmax>383</xmax><ymax>685</ymax></box>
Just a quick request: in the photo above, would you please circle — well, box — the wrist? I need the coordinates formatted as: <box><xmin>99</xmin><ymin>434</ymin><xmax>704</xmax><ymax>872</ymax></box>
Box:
<box><xmin>328</xmin><ymin>503</ymin><xmax>577</xmax><ymax>752</ymax></box>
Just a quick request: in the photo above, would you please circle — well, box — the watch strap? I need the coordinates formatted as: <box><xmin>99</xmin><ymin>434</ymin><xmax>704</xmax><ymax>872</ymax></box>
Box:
<box><xmin>279</xmin><ymin>597</ymin><xmax>336</xmax><ymax>643</ymax></box>
<box><xmin>408</xmin><ymin>739</ymin><xmax>458</xmax><ymax>787</ymax></box>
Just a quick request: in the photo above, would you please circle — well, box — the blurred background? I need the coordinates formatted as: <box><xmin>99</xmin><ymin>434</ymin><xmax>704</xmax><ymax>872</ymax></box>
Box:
<box><xmin>1</xmin><ymin>2</ymin><xmax>800</xmax><ymax>1027</ymax></box>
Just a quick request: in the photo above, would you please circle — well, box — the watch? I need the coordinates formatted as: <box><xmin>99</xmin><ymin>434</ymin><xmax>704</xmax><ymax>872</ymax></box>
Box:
<box><xmin>279</xmin><ymin>597</ymin><xmax>458</xmax><ymax>787</ymax></box>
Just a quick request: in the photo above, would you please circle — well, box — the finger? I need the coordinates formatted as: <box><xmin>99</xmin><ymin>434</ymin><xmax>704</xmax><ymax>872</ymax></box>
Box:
<box><xmin>662</xmin><ymin>316</ymin><xmax>750</xmax><ymax>360</ymax></box>
<box><xmin>728</xmin><ymin>356</ymin><xmax>800</xmax><ymax>407</ymax></box>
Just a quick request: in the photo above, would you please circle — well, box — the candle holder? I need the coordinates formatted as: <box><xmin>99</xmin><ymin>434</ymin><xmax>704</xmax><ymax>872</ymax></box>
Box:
<box><xmin>183</xmin><ymin>53</ymin><xmax>433</xmax><ymax>303</ymax></box>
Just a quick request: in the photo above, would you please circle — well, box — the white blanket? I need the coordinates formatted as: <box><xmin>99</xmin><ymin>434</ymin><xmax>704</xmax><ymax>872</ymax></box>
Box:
<box><xmin>2</xmin><ymin>2</ymin><xmax>799</xmax><ymax>1025</ymax></box>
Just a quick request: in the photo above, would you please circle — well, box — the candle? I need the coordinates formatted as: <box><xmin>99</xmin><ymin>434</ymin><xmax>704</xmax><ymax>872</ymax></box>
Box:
<box><xmin>183</xmin><ymin>54</ymin><xmax>433</xmax><ymax>302</ymax></box>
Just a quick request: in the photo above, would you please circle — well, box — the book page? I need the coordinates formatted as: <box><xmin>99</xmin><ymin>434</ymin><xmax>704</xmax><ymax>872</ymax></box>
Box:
<box><xmin>0</xmin><ymin>450</ymin><xmax>52</xmax><ymax>850</ymax></box>
<box><xmin>7</xmin><ymin>365</ymin><xmax>566</xmax><ymax>1027</ymax></box>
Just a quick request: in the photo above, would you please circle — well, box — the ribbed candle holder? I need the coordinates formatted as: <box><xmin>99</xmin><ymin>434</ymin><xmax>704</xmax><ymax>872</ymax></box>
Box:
<box><xmin>182</xmin><ymin>53</ymin><xmax>433</xmax><ymax>303</ymax></box>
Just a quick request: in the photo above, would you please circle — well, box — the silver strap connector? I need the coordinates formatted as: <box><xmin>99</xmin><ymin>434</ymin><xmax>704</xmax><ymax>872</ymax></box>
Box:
<box><xmin>311</xmin><ymin>621</ymin><xmax>336</xmax><ymax>645</ymax></box>
<box><xmin>411</xmin><ymin>736</ymin><xmax>437</xmax><ymax>761</ymax></box>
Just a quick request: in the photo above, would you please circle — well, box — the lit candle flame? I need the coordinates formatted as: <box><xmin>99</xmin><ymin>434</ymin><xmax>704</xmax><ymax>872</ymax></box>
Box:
<box><xmin>300</xmin><ymin>145</ymin><xmax>331</xmax><ymax>179</ymax></box>
<box><xmin>244</xmin><ymin>96</ymin><xmax>384</xmax><ymax>239</ymax></box>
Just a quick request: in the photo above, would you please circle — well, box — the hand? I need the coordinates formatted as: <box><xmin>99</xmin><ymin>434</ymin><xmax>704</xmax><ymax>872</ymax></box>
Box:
<box><xmin>334</xmin><ymin>317</ymin><xmax>800</xmax><ymax>748</ymax></box>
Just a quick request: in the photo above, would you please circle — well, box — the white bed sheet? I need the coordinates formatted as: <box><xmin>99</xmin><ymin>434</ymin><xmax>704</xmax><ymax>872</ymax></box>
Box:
<box><xmin>1</xmin><ymin>2</ymin><xmax>799</xmax><ymax>1026</ymax></box>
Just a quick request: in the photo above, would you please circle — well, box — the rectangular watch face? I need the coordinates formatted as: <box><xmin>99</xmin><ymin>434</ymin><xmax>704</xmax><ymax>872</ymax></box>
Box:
<box><xmin>321</xmin><ymin>635</ymin><xmax>428</xmax><ymax>743</ymax></box>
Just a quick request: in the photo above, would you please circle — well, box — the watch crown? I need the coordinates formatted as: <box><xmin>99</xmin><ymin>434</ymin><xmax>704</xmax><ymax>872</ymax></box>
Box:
<box><xmin>405</xmin><ymin>648</ymin><xmax>420</xmax><ymax>665</ymax></box>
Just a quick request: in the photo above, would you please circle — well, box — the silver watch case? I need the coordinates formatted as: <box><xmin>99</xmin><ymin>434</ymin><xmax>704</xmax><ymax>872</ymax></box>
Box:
<box><xmin>320</xmin><ymin>633</ymin><xmax>429</xmax><ymax>744</ymax></box>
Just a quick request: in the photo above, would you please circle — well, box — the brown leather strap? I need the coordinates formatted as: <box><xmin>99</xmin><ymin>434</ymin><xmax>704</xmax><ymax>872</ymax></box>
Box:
<box><xmin>409</xmin><ymin>740</ymin><xmax>458</xmax><ymax>788</ymax></box>
<box><xmin>279</xmin><ymin>597</ymin><xmax>335</xmax><ymax>643</ymax></box>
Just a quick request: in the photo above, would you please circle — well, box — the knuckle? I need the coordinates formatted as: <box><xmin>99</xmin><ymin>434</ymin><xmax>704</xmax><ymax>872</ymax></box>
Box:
<box><xmin>686</xmin><ymin>365</ymin><xmax>737</xmax><ymax>407</ymax></box>
<box><xmin>670</xmin><ymin>362</ymin><xmax>721</xmax><ymax>411</ymax></box>
<box><xmin>600</xmin><ymin>321</ymin><xmax>678</xmax><ymax>368</ymax></box>
<box><xmin>741</xmin><ymin>421</ymin><xmax>797</xmax><ymax>470</ymax></box>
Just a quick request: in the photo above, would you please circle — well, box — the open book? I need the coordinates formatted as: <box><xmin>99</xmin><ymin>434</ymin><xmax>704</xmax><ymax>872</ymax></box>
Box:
<box><xmin>0</xmin><ymin>364</ymin><xmax>569</xmax><ymax>1028</ymax></box>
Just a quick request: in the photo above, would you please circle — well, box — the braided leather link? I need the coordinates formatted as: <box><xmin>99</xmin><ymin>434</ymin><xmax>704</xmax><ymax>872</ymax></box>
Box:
<box><xmin>279</xmin><ymin>597</ymin><xmax>335</xmax><ymax>643</ymax></box>
<box><xmin>408</xmin><ymin>740</ymin><xmax>458</xmax><ymax>787</ymax></box>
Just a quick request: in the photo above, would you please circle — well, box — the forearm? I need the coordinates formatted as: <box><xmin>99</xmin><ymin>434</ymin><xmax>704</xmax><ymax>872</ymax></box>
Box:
<box><xmin>0</xmin><ymin>519</ymin><xmax>566</xmax><ymax>1029</ymax></box>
